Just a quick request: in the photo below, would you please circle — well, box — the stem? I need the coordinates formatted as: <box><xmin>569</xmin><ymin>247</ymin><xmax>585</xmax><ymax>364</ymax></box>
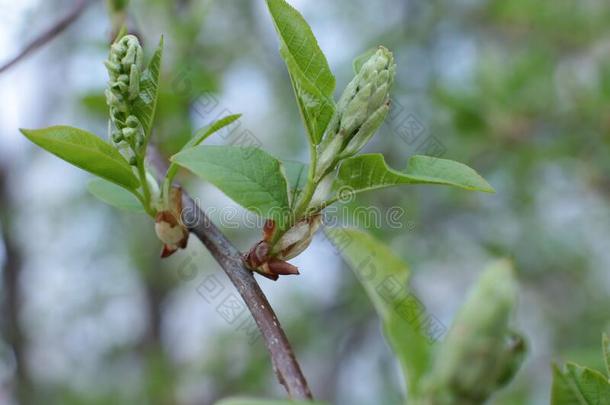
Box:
<box><xmin>294</xmin><ymin>142</ymin><xmax>318</xmax><ymax>217</ymax></box>
<box><xmin>148</xmin><ymin>147</ymin><xmax>313</xmax><ymax>400</ymax></box>
<box><xmin>0</xmin><ymin>0</ymin><xmax>93</xmax><ymax>74</ymax></box>
<box><xmin>136</xmin><ymin>157</ymin><xmax>155</xmax><ymax>216</ymax></box>
<box><xmin>162</xmin><ymin>163</ymin><xmax>179</xmax><ymax>208</ymax></box>
<box><xmin>270</xmin><ymin>142</ymin><xmax>320</xmax><ymax>247</ymax></box>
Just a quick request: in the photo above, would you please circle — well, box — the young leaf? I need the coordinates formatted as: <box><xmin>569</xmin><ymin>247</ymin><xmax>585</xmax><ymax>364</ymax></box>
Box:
<box><xmin>282</xmin><ymin>160</ymin><xmax>308</xmax><ymax>205</ymax></box>
<box><xmin>132</xmin><ymin>36</ymin><xmax>163</xmax><ymax>138</ymax></box>
<box><xmin>182</xmin><ymin>114</ymin><xmax>242</xmax><ymax>150</ymax></box>
<box><xmin>87</xmin><ymin>178</ymin><xmax>144</xmax><ymax>213</ymax></box>
<box><xmin>551</xmin><ymin>363</ymin><xmax>610</xmax><ymax>405</ymax></box>
<box><xmin>266</xmin><ymin>0</ymin><xmax>336</xmax><ymax>144</ymax></box>
<box><xmin>325</xmin><ymin>227</ymin><xmax>431</xmax><ymax>397</ymax></box>
<box><xmin>215</xmin><ymin>398</ymin><xmax>329</xmax><ymax>405</ymax></box>
<box><xmin>171</xmin><ymin>145</ymin><xmax>290</xmax><ymax>224</ymax></box>
<box><xmin>335</xmin><ymin>154</ymin><xmax>495</xmax><ymax>198</ymax></box>
<box><xmin>20</xmin><ymin>126</ymin><xmax>139</xmax><ymax>190</ymax></box>
<box><xmin>163</xmin><ymin>115</ymin><xmax>243</xmax><ymax>188</ymax></box>
<box><xmin>551</xmin><ymin>364</ymin><xmax>586</xmax><ymax>405</ymax></box>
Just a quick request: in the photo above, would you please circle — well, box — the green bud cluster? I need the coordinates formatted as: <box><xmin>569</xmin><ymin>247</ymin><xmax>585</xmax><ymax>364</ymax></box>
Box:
<box><xmin>316</xmin><ymin>46</ymin><xmax>395</xmax><ymax>179</ymax></box>
<box><xmin>416</xmin><ymin>260</ymin><xmax>526</xmax><ymax>405</ymax></box>
<box><xmin>104</xmin><ymin>34</ymin><xmax>145</xmax><ymax>162</ymax></box>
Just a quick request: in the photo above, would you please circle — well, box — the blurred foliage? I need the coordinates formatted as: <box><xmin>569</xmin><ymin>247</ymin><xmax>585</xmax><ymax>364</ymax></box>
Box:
<box><xmin>2</xmin><ymin>0</ymin><xmax>610</xmax><ymax>404</ymax></box>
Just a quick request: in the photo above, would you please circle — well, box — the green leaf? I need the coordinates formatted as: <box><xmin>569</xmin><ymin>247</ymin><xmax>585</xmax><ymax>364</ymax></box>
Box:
<box><xmin>551</xmin><ymin>364</ymin><xmax>586</xmax><ymax>405</ymax></box>
<box><xmin>183</xmin><ymin>114</ymin><xmax>242</xmax><ymax>150</ymax></box>
<box><xmin>164</xmin><ymin>114</ymin><xmax>243</xmax><ymax>187</ymax></box>
<box><xmin>282</xmin><ymin>160</ymin><xmax>308</xmax><ymax>205</ymax></box>
<box><xmin>325</xmin><ymin>227</ymin><xmax>432</xmax><ymax>397</ymax></box>
<box><xmin>215</xmin><ymin>398</ymin><xmax>329</xmax><ymax>405</ymax></box>
<box><xmin>132</xmin><ymin>36</ymin><xmax>163</xmax><ymax>138</ymax></box>
<box><xmin>171</xmin><ymin>145</ymin><xmax>290</xmax><ymax>224</ymax></box>
<box><xmin>353</xmin><ymin>47</ymin><xmax>377</xmax><ymax>74</ymax></box>
<box><xmin>20</xmin><ymin>126</ymin><xmax>139</xmax><ymax>190</ymax></box>
<box><xmin>551</xmin><ymin>363</ymin><xmax>610</xmax><ymax>405</ymax></box>
<box><xmin>87</xmin><ymin>178</ymin><xmax>144</xmax><ymax>212</ymax></box>
<box><xmin>335</xmin><ymin>154</ymin><xmax>495</xmax><ymax>198</ymax></box>
<box><xmin>266</xmin><ymin>0</ymin><xmax>335</xmax><ymax>144</ymax></box>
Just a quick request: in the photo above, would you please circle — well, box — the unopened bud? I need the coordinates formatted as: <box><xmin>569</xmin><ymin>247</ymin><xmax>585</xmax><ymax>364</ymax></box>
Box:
<box><xmin>155</xmin><ymin>187</ymin><xmax>189</xmax><ymax>258</ymax></box>
<box><xmin>105</xmin><ymin>34</ymin><xmax>146</xmax><ymax>149</ymax></box>
<box><xmin>310</xmin><ymin>173</ymin><xmax>334</xmax><ymax>207</ymax></box>
<box><xmin>316</xmin><ymin>134</ymin><xmax>343</xmax><ymax>179</ymax></box>
<box><xmin>418</xmin><ymin>260</ymin><xmax>524</xmax><ymax>403</ymax></box>
<box><xmin>122</xmin><ymin>127</ymin><xmax>137</xmax><ymax>141</ymax></box>
<box><xmin>276</xmin><ymin>215</ymin><xmax>322</xmax><ymax>260</ymax></box>
<box><xmin>316</xmin><ymin>46</ymin><xmax>395</xmax><ymax>172</ymax></box>
<box><xmin>128</xmin><ymin>65</ymin><xmax>140</xmax><ymax>100</ymax></box>
<box><xmin>275</xmin><ymin>220</ymin><xmax>310</xmax><ymax>252</ymax></box>
<box><xmin>267</xmin><ymin>259</ymin><xmax>299</xmax><ymax>275</ymax></box>
<box><xmin>340</xmin><ymin>101</ymin><xmax>390</xmax><ymax>158</ymax></box>
<box><xmin>125</xmin><ymin>115</ymin><xmax>140</xmax><ymax>128</ymax></box>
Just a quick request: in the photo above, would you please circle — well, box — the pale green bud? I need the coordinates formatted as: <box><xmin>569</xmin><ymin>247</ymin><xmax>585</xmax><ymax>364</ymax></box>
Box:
<box><xmin>125</xmin><ymin>115</ymin><xmax>140</xmax><ymax>128</ymax></box>
<box><xmin>128</xmin><ymin>65</ymin><xmax>140</xmax><ymax>100</ymax></box>
<box><xmin>121</xmin><ymin>44</ymin><xmax>137</xmax><ymax>70</ymax></box>
<box><xmin>111</xmin><ymin>131</ymin><xmax>123</xmax><ymax>143</ymax></box>
<box><xmin>341</xmin><ymin>102</ymin><xmax>389</xmax><ymax>158</ymax></box>
<box><xmin>105</xmin><ymin>34</ymin><xmax>146</xmax><ymax>150</ymax></box>
<box><xmin>341</xmin><ymin>82</ymin><xmax>373</xmax><ymax>135</ymax></box>
<box><xmin>368</xmin><ymin>82</ymin><xmax>389</xmax><ymax>111</ymax></box>
<box><xmin>317</xmin><ymin>46</ymin><xmax>395</xmax><ymax>171</ymax></box>
<box><xmin>418</xmin><ymin>260</ymin><xmax>525</xmax><ymax>404</ymax></box>
<box><xmin>316</xmin><ymin>134</ymin><xmax>343</xmax><ymax>179</ymax></box>
<box><xmin>111</xmin><ymin>80</ymin><xmax>128</xmax><ymax>94</ymax></box>
<box><xmin>310</xmin><ymin>173</ymin><xmax>334</xmax><ymax>207</ymax></box>
<box><xmin>104</xmin><ymin>60</ymin><xmax>121</xmax><ymax>76</ymax></box>
<box><xmin>117</xmin><ymin>74</ymin><xmax>129</xmax><ymax>84</ymax></box>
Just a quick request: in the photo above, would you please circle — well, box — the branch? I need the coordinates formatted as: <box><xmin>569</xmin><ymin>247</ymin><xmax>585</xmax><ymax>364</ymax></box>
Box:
<box><xmin>148</xmin><ymin>147</ymin><xmax>313</xmax><ymax>400</ymax></box>
<box><xmin>0</xmin><ymin>0</ymin><xmax>93</xmax><ymax>74</ymax></box>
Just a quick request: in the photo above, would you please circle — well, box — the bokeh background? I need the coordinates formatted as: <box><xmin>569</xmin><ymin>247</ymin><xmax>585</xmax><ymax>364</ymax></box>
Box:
<box><xmin>1</xmin><ymin>0</ymin><xmax>610</xmax><ymax>404</ymax></box>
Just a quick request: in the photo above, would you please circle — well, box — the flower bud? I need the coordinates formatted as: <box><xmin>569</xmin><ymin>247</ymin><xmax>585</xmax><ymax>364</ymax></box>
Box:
<box><xmin>111</xmin><ymin>131</ymin><xmax>124</xmax><ymax>143</ymax></box>
<box><xmin>128</xmin><ymin>65</ymin><xmax>140</xmax><ymax>100</ymax></box>
<box><xmin>125</xmin><ymin>115</ymin><xmax>140</xmax><ymax>128</ymax></box>
<box><xmin>418</xmin><ymin>260</ymin><xmax>525</xmax><ymax>403</ymax></box>
<box><xmin>310</xmin><ymin>173</ymin><xmax>334</xmax><ymax>207</ymax></box>
<box><xmin>155</xmin><ymin>187</ymin><xmax>189</xmax><ymax>258</ymax></box>
<box><xmin>316</xmin><ymin>134</ymin><xmax>343</xmax><ymax>179</ymax></box>
<box><xmin>340</xmin><ymin>101</ymin><xmax>390</xmax><ymax>158</ymax></box>
<box><xmin>275</xmin><ymin>214</ymin><xmax>321</xmax><ymax>260</ymax></box>
<box><xmin>315</xmin><ymin>46</ymin><xmax>395</xmax><ymax>178</ymax></box>
<box><xmin>105</xmin><ymin>34</ymin><xmax>147</xmax><ymax>161</ymax></box>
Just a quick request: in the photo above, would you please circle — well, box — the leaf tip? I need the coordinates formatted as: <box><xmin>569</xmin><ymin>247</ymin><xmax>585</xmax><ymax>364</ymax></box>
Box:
<box><xmin>480</xmin><ymin>181</ymin><xmax>496</xmax><ymax>194</ymax></box>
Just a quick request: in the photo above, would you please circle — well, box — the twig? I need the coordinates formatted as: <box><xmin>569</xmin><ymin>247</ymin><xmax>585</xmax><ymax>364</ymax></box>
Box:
<box><xmin>0</xmin><ymin>0</ymin><xmax>93</xmax><ymax>74</ymax></box>
<box><xmin>148</xmin><ymin>147</ymin><xmax>313</xmax><ymax>400</ymax></box>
